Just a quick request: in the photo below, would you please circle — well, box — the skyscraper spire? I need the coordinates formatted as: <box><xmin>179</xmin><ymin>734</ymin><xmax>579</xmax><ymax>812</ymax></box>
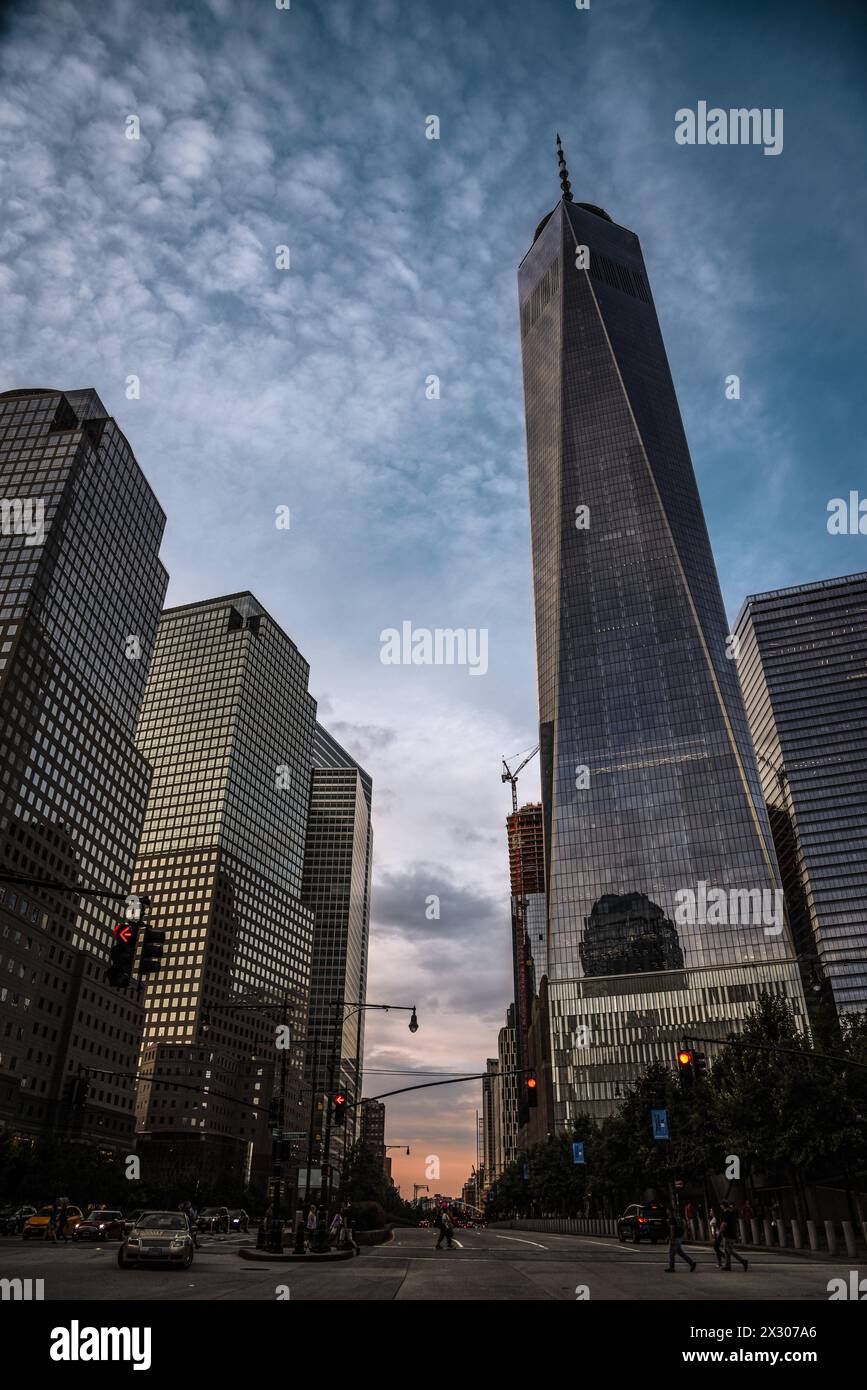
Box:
<box><xmin>556</xmin><ymin>131</ymin><xmax>573</xmax><ymax>202</ymax></box>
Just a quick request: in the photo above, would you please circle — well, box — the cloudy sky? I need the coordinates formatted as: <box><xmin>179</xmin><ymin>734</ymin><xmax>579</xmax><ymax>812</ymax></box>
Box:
<box><xmin>1</xmin><ymin>0</ymin><xmax>865</xmax><ymax>1197</ymax></box>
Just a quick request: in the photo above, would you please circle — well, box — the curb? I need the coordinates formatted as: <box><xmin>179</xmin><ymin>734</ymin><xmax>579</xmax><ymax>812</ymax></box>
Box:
<box><xmin>239</xmin><ymin>1246</ymin><xmax>355</xmax><ymax>1263</ymax></box>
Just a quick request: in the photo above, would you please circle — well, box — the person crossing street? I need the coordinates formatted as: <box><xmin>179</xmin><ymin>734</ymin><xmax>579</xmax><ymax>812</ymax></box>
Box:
<box><xmin>435</xmin><ymin>1207</ymin><xmax>455</xmax><ymax>1250</ymax></box>
<box><xmin>664</xmin><ymin>1206</ymin><xmax>696</xmax><ymax>1272</ymax></box>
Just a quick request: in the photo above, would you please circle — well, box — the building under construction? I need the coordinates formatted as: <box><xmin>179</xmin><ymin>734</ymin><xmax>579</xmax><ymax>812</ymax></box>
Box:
<box><xmin>506</xmin><ymin>801</ymin><xmax>546</xmax><ymax>1115</ymax></box>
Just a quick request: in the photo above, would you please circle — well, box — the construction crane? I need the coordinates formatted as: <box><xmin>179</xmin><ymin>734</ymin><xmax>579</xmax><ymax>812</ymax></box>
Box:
<box><xmin>501</xmin><ymin>745</ymin><xmax>539</xmax><ymax>815</ymax></box>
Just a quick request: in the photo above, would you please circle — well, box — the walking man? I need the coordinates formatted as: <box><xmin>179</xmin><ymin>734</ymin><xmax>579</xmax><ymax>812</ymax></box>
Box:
<box><xmin>435</xmin><ymin>1207</ymin><xmax>455</xmax><ymax>1250</ymax></box>
<box><xmin>665</xmin><ymin>1206</ymin><xmax>696</xmax><ymax>1272</ymax></box>
<box><xmin>719</xmin><ymin>1202</ymin><xmax>748</xmax><ymax>1272</ymax></box>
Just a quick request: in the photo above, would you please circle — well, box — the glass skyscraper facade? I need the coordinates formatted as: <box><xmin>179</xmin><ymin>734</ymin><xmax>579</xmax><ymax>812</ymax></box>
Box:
<box><xmin>0</xmin><ymin>387</ymin><xmax>167</xmax><ymax>1148</ymax></box>
<box><xmin>302</xmin><ymin>723</ymin><xmax>372</xmax><ymax>1166</ymax></box>
<box><xmin>131</xmin><ymin>592</ymin><xmax>316</xmax><ymax>1182</ymax></box>
<box><xmin>518</xmin><ymin>190</ymin><xmax>806</xmax><ymax>1120</ymax></box>
<box><xmin>735</xmin><ymin>572</ymin><xmax>867</xmax><ymax>1015</ymax></box>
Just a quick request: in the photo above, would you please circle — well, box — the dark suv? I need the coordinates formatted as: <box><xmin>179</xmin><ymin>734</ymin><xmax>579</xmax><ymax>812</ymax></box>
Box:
<box><xmin>617</xmin><ymin>1202</ymin><xmax>667</xmax><ymax>1244</ymax></box>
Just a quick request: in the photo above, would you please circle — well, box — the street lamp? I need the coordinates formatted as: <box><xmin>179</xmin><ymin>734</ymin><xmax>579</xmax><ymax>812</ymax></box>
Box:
<box><xmin>319</xmin><ymin>1001</ymin><xmax>420</xmax><ymax>1215</ymax></box>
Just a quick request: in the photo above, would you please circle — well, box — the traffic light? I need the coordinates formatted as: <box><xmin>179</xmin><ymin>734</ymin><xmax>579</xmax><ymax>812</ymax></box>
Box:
<box><xmin>677</xmin><ymin>1047</ymin><xmax>694</xmax><ymax>1086</ymax></box>
<box><xmin>526</xmin><ymin>1073</ymin><xmax>538</xmax><ymax>1109</ymax></box>
<box><xmin>138</xmin><ymin>926</ymin><xmax>165</xmax><ymax>975</ymax></box>
<box><xmin>268</xmin><ymin>1098</ymin><xmax>280</xmax><ymax>1128</ymax></box>
<box><xmin>107</xmin><ymin>921</ymin><xmax>138</xmax><ymax>987</ymax></box>
<box><xmin>694</xmin><ymin>1051</ymin><xmax>708</xmax><ymax>1080</ymax></box>
<box><xmin>332</xmin><ymin>1090</ymin><xmax>348</xmax><ymax>1127</ymax></box>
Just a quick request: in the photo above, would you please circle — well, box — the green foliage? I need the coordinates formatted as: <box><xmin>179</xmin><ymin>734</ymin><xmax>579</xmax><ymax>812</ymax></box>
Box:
<box><xmin>488</xmin><ymin>996</ymin><xmax>867</xmax><ymax>1219</ymax></box>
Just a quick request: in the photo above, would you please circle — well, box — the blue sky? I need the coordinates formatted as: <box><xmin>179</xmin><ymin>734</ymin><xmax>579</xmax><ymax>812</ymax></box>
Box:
<box><xmin>1</xmin><ymin>0</ymin><xmax>865</xmax><ymax>1194</ymax></box>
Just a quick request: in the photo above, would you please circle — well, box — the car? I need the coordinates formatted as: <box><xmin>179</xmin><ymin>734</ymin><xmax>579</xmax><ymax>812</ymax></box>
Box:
<box><xmin>197</xmin><ymin>1206</ymin><xmax>229</xmax><ymax>1233</ymax></box>
<box><xmin>72</xmin><ymin>1210</ymin><xmax>125</xmax><ymax>1241</ymax></box>
<box><xmin>0</xmin><ymin>1205</ymin><xmax>37</xmax><ymax>1235</ymax></box>
<box><xmin>228</xmin><ymin>1209</ymin><xmax>249</xmax><ymax>1232</ymax></box>
<box><xmin>117</xmin><ymin>1211</ymin><xmax>195</xmax><ymax>1269</ymax></box>
<box><xmin>617</xmin><ymin>1202</ymin><xmax>667</xmax><ymax>1244</ymax></box>
<box><xmin>23</xmin><ymin>1204</ymin><xmax>84</xmax><ymax>1239</ymax></box>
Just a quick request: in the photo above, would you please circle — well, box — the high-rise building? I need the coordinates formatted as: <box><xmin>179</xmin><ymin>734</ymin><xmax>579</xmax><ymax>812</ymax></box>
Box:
<box><xmin>496</xmin><ymin>1006</ymin><xmax>519</xmax><ymax>1176</ymax></box>
<box><xmin>360</xmin><ymin>1096</ymin><xmax>386</xmax><ymax>1174</ymax></box>
<box><xmin>302</xmin><ymin>723</ymin><xmax>373</xmax><ymax>1172</ymax></box>
<box><xmin>518</xmin><ymin>149</ymin><xmax>806</xmax><ymax>1121</ymax></box>
<box><xmin>0</xmin><ymin>387</ymin><xmax>167</xmax><ymax>1149</ymax></box>
<box><xmin>481</xmin><ymin>1058</ymin><xmax>500</xmax><ymax>1191</ymax></box>
<box><xmin>131</xmin><ymin>592</ymin><xmax>316</xmax><ymax>1185</ymax></box>
<box><xmin>507</xmin><ymin>802</ymin><xmax>546</xmax><ymax>1094</ymax></box>
<box><xmin>735</xmin><ymin>572</ymin><xmax>867</xmax><ymax>1015</ymax></box>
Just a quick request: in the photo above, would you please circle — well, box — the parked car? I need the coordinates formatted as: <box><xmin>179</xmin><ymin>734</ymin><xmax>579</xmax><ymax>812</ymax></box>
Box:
<box><xmin>23</xmin><ymin>1204</ymin><xmax>84</xmax><ymax>1239</ymax></box>
<box><xmin>117</xmin><ymin>1211</ymin><xmax>195</xmax><ymax>1269</ymax></box>
<box><xmin>228</xmin><ymin>1209</ymin><xmax>249</xmax><ymax>1232</ymax></box>
<box><xmin>617</xmin><ymin>1202</ymin><xmax>667</xmax><ymax>1244</ymax></box>
<box><xmin>197</xmin><ymin>1206</ymin><xmax>229</xmax><ymax>1233</ymax></box>
<box><xmin>0</xmin><ymin>1205</ymin><xmax>36</xmax><ymax>1235</ymax></box>
<box><xmin>72</xmin><ymin>1210</ymin><xmax>125</xmax><ymax>1241</ymax></box>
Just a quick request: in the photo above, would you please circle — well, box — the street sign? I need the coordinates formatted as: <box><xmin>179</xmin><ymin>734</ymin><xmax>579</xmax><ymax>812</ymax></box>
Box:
<box><xmin>572</xmin><ymin>1141</ymin><xmax>585</xmax><ymax>1165</ymax></box>
<box><xmin>651</xmin><ymin>1108</ymin><xmax>670</xmax><ymax>1140</ymax></box>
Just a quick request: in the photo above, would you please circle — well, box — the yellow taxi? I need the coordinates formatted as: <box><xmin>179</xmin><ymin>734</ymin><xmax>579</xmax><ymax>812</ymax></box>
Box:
<box><xmin>22</xmin><ymin>1203</ymin><xmax>84</xmax><ymax>1239</ymax></box>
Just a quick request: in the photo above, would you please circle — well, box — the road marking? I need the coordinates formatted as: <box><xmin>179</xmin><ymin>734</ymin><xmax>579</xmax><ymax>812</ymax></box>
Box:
<box><xmin>492</xmin><ymin>1234</ymin><xmax>548</xmax><ymax>1249</ymax></box>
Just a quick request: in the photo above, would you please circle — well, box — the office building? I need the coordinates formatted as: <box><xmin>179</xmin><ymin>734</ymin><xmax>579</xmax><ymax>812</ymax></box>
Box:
<box><xmin>302</xmin><ymin>723</ymin><xmax>372</xmax><ymax>1175</ymax></box>
<box><xmin>518</xmin><ymin>146</ymin><xmax>806</xmax><ymax>1121</ymax></box>
<box><xmin>496</xmin><ymin>1005</ymin><xmax>520</xmax><ymax>1175</ymax></box>
<box><xmin>0</xmin><ymin>387</ymin><xmax>167</xmax><ymax>1149</ymax></box>
<box><xmin>360</xmin><ymin>1096</ymin><xmax>386</xmax><ymax>1173</ymax></box>
<box><xmin>735</xmin><ymin>572</ymin><xmax>867</xmax><ymax>1014</ymax></box>
<box><xmin>131</xmin><ymin>592</ymin><xmax>316</xmax><ymax>1185</ymax></box>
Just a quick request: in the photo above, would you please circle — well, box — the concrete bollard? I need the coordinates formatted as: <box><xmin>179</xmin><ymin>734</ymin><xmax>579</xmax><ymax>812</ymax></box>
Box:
<box><xmin>806</xmin><ymin>1220</ymin><xmax>819</xmax><ymax>1251</ymax></box>
<box><xmin>842</xmin><ymin>1222</ymin><xmax>857</xmax><ymax>1257</ymax></box>
<box><xmin>776</xmin><ymin>1219</ymin><xmax>786</xmax><ymax>1248</ymax></box>
<box><xmin>737</xmin><ymin>1220</ymin><xmax>747</xmax><ymax>1245</ymax></box>
<box><xmin>750</xmin><ymin>1218</ymin><xmax>760</xmax><ymax>1245</ymax></box>
<box><xmin>762</xmin><ymin>1219</ymin><xmax>774</xmax><ymax>1247</ymax></box>
<box><xmin>824</xmin><ymin>1220</ymin><xmax>837</xmax><ymax>1255</ymax></box>
<box><xmin>791</xmin><ymin>1219</ymin><xmax>802</xmax><ymax>1250</ymax></box>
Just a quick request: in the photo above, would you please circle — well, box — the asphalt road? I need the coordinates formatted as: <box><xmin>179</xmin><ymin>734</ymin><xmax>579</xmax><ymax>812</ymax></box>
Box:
<box><xmin>1</xmin><ymin>1227</ymin><xmax>863</xmax><ymax>1301</ymax></box>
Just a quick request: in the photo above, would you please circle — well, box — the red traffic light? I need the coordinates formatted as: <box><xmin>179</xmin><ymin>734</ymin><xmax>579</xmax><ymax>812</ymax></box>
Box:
<box><xmin>526</xmin><ymin>1076</ymin><xmax>537</xmax><ymax>1089</ymax></box>
<box><xmin>112</xmin><ymin>923</ymin><xmax>134</xmax><ymax>944</ymax></box>
<box><xmin>334</xmin><ymin>1092</ymin><xmax>347</xmax><ymax>1107</ymax></box>
<box><xmin>677</xmin><ymin>1049</ymin><xmax>693</xmax><ymax>1067</ymax></box>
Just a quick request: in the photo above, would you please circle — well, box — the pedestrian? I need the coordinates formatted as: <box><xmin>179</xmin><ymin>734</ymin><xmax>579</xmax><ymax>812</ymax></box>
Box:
<box><xmin>708</xmin><ymin>1206</ymin><xmax>723</xmax><ymax>1266</ymax></box>
<box><xmin>664</xmin><ymin>1206</ymin><xmax>696</xmax><ymax>1272</ymax></box>
<box><xmin>684</xmin><ymin>1199</ymin><xmax>694</xmax><ymax>1238</ymax></box>
<box><xmin>329</xmin><ymin>1209</ymin><xmax>343</xmax><ymax>1247</ymax></box>
<box><xmin>741</xmin><ymin>1199</ymin><xmax>754</xmax><ymax>1224</ymax></box>
<box><xmin>305</xmin><ymin>1203</ymin><xmax>317</xmax><ymax>1250</ymax></box>
<box><xmin>718</xmin><ymin>1203</ymin><xmax>748</xmax><ymax>1272</ymax></box>
<box><xmin>435</xmin><ymin>1208</ymin><xmax>455</xmax><ymax>1250</ymax></box>
<box><xmin>56</xmin><ymin>1199</ymin><xmax>70</xmax><ymax>1244</ymax></box>
<box><xmin>340</xmin><ymin>1206</ymin><xmax>361</xmax><ymax>1257</ymax></box>
<box><xmin>46</xmin><ymin>1202</ymin><xmax>58</xmax><ymax>1244</ymax></box>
